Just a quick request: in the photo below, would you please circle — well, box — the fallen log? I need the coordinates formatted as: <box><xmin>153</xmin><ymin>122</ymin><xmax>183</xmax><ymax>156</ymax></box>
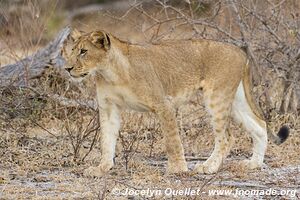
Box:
<box><xmin>0</xmin><ymin>27</ymin><xmax>70</xmax><ymax>86</ymax></box>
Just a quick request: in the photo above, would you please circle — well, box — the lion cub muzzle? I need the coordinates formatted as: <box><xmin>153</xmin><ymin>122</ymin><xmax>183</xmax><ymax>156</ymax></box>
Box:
<box><xmin>65</xmin><ymin>66</ymin><xmax>89</xmax><ymax>78</ymax></box>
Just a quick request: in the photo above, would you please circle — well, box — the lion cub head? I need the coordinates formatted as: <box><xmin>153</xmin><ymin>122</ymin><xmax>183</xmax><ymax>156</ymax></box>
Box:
<box><xmin>61</xmin><ymin>29</ymin><xmax>111</xmax><ymax>80</ymax></box>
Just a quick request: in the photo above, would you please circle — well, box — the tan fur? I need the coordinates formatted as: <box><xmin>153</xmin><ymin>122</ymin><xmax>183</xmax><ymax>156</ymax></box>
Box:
<box><xmin>62</xmin><ymin>29</ymin><xmax>285</xmax><ymax>177</ymax></box>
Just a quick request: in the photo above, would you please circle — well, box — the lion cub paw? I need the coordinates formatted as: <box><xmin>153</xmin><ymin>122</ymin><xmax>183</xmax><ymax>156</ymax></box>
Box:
<box><xmin>239</xmin><ymin>160</ymin><xmax>263</xmax><ymax>170</ymax></box>
<box><xmin>193</xmin><ymin>163</ymin><xmax>219</xmax><ymax>174</ymax></box>
<box><xmin>167</xmin><ymin>160</ymin><xmax>188</xmax><ymax>174</ymax></box>
<box><xmin>83</xmin><ymin>162</ymin><xmax>114</xmax><ymax>177</ymax></box>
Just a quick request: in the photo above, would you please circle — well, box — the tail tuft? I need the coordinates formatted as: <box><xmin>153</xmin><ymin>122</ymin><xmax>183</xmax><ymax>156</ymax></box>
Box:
<box><xmin>276</xmin><ymin>125</ymin><xmax>289</xmax><ymax>144</ymax></box>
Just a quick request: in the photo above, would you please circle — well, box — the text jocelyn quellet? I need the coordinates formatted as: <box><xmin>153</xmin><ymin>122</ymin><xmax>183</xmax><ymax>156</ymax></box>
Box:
<box><xmin>113</xmin><ymin>187</ymin><xmax>203</xmax><ymax>197</ymax></box>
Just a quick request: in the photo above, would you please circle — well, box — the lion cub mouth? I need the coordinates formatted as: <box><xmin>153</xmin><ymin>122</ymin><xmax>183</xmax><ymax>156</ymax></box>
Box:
<box><xmin>70</xmin><ymin>73</ymin><xmax>89</xmax><ymax>79</ymax></box>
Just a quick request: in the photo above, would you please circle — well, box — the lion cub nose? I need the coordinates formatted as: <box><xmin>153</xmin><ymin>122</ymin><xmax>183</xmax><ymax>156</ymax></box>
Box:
<box><xmin>65</xmin><ymin>67</ymin><xmax>73</xmax><ymax>73</ymax></box>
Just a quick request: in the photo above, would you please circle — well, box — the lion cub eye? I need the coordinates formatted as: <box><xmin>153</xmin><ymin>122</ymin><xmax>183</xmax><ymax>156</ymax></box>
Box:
<box><xmin>80</xmin><ymin>49</ymin><xmax>87</xmax><ymax>55</ymax></box>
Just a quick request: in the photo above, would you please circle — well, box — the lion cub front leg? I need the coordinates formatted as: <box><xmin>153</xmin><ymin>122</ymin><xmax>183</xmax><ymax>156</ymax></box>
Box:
<box><xmin>84</xmin><ymin>103</ymin><xmax>120</xmax><ymax>177</ymax></box>
<box><xmin>155</xmin><ymin>103</ymin><xmax>188</xmax><ymax>174</ymax></box>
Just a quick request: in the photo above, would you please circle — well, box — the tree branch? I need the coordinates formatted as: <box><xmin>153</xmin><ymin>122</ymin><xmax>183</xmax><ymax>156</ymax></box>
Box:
<box><xmin>0</xmin><ymin>27</ymin><xmax>71</xmax><ymax>86</ymax></box>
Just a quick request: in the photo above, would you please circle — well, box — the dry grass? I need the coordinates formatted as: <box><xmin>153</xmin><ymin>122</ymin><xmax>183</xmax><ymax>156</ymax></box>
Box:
<box><xmin>0</xmin><ymin>95</ymin><xmax>299</xmax><ymax>199</ymax></box>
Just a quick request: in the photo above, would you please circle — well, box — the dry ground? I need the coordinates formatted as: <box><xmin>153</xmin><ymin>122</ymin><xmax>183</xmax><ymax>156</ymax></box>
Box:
<box><xmin>0</xmin><ymin>98</ymin><xmax>299</xmax><ymax>199</ymax></box>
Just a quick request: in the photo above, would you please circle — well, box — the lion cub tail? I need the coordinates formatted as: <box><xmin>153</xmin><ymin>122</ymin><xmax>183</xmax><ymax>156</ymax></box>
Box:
<box><xmin>242</xmin><ymin>60</ymin><xmax>289</xmax><ymax>145</ymax></box>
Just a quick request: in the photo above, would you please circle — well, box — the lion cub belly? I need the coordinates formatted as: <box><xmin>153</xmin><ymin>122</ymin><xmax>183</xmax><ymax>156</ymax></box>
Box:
<box><xmin>98</xmin><ymin>86</ymin><xmax>151</xmax><ymax>112</ymax></box>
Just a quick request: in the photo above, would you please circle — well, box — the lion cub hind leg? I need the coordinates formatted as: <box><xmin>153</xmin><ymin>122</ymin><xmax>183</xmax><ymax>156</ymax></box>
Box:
<box><xmin>194</xmin><ymin>87</ymin><xmax>235</xmax><ymax>174</ymax></box>
<box><xmin>232</xmin><ymin>82</ymin><xmax>267</xmax><ymax>169</ymax></box>
<box><xmin>154</xmin><ymin>102</ymin><xmax>188</xmax><ymax>174</ymax></box>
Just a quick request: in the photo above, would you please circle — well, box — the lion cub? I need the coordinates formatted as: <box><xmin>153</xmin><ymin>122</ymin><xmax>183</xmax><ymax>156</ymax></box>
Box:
<box><xmin>61</xmin><ymin>29</ymin><xmax>289</xmax><ymax>177</ymax></box>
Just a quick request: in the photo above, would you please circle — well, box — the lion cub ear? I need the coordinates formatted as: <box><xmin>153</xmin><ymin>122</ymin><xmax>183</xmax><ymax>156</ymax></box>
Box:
<box><xmin>63</xmin><ymin>28</ymin><xmax>82</xmax><ymax>54</ymax></box>
<box><xmin>70</xmin><ymin>28</ymin><xmax>82</xmax><ymax>41</ymax></box>
<box><xmin>91</xmin><ymin>31</ymin><xmax>111</xmax><ymax>50</ymax></box>
<box><xmin>65</xmin><ymin>28</ymin><xmax>82</xmax><ymax>44</ymax></box>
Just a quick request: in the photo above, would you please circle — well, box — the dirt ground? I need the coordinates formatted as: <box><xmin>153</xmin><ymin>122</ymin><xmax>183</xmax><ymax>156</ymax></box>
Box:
<box><xmin>0</xmin><ymin>102</ymin><xmax>299</xmax><ymax>199</ymax></box>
